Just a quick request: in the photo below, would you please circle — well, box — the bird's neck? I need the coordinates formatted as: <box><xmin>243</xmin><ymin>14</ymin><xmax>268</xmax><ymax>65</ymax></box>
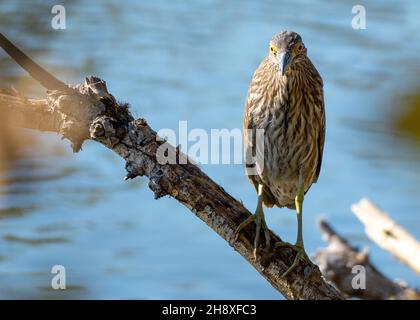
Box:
<box><xmin>280</xmin><ymin>57</ymin><xmax>320</xmax><ymax>101</ymax></box>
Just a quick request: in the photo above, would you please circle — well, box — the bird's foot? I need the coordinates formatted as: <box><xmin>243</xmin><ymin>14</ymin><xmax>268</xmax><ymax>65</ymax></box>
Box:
<box><xmin>274</xmin><ymin>241</ymin><xmax>308</xmax><ymax>277</ymax></box>
<box><xmin>233</xmin><ymin>213</ymin><xmax>271</xmax><ymax>260</ymax></box>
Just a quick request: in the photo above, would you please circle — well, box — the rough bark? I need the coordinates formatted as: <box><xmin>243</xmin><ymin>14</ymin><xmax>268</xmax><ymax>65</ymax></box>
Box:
<box><xmin>351</xmin><ymin>198</ymin><xmax>420</xmax><ymax>275</ymax></box>
<box><xmin>0</xmin><ymin>78</ymin><xmax>343</xmax><ymax>300</ymax></box>
<box><xmin>315</xmin><ymin>218</ymin><xmax>420</xmax><ymax>300</ymax></box>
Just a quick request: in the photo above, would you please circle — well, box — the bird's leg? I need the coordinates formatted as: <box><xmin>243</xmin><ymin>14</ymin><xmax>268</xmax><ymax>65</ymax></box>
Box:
<box><xmin>274</xmin><ymin>175</ymin><xmax>309</xmax><ymax>277</ymax></box>
<box><xmin>253</xmin><ymin>185</ymin><xmax>272</xmax><ymax>258</ymax></box>
<box><xmin>234</xmin><ymin>184</ymin><xmax>271</xmax><ymax>260</ymax></box>
<box><xmin>294</xmin><ymin>176</ymin><xmax>305</xmax><ymax>249</ymax></box>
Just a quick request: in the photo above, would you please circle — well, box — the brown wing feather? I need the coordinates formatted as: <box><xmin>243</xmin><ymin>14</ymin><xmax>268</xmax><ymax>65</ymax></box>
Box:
<box><xmin>313</xmin><ymin>86</ymin><xmax>325</xmax><ymax>184</ymax></box>
<box><xmin>243</xmin><ymin>66</ymin><xmax>277</xmax><ymax>208</ymax></box>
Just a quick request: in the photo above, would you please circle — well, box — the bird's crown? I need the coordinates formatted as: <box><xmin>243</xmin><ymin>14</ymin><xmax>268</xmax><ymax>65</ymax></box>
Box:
<box><xmin>270</xmin><ymin>31</ymin><xmax>302</xmax><ymax>51</ymax></box>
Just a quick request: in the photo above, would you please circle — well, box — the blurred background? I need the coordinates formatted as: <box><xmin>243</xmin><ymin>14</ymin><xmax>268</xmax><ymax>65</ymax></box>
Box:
<box><xmin>0</xmin><ymin>0</ymin><xmax>419</xmax><ymax>299</ymax></box>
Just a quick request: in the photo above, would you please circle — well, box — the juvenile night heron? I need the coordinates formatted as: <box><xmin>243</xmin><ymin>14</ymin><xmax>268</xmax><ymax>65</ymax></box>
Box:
<box><xmin>236</xmin><ymin>31</ymin><xmax>325</xmax><ymax>276</ymax></box>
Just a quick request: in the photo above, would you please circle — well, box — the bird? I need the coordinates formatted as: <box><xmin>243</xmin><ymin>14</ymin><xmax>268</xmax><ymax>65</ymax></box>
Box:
<box><xmin>235</xmin><ymin>31</ymin><xmax>325</xmax><ymax>276</ymax></box>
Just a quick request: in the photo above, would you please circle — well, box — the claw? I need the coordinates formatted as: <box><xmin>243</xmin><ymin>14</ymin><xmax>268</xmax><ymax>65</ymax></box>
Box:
<box><xmin>234</xmin><ymin>184</ymin><xmax>272</xmax><ymax>261</ymax></box>
<box><xmin>274</xmin><ymin>241</ymin><xmax>295</xmax><ymax>249</ymax></box>
<box><xmin>253</xmin><ymin>247</ymin><xmax>258</xmax><ymax>260</ymax></box>
<box><xmin>233</xmin><ymin>214</ymin><xmax>256</xmax><ymax>243</ymax></box>
<box><xmin>233</xmin><ymin>210</ymin><xmax>271</xmax><ymax>261</ymax></box>
<box><xmin>274</xmin><ymin>241</ymin><xmax>308</xmax><ymax>277</ymax></box>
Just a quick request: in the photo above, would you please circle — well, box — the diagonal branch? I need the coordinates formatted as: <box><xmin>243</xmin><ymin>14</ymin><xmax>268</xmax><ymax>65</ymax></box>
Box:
<box><xmin>0</xmin><ymin>34</ymin><xmax>343</xmax><ymax>300</ymax></box>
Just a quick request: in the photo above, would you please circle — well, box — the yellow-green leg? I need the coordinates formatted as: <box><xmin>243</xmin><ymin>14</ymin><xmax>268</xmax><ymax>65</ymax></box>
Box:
<box><xmin>295</xmin><ymin>182</ymin><xmax>304</xmax><ymax>249</ymax></box>
<box><xmin>274</xmin><ymin>175</ymin><xmax>309</xmax><ymax>277</ymax></box>
<box><xmin>234</xmin><ymin>184</ymin><xmax>271</xmax><ymax>260</ymax></box>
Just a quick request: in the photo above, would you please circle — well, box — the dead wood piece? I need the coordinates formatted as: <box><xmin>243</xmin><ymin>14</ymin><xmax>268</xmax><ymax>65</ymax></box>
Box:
<box><xmin>351</xmin><ymin>198</ymin><xmax>420</xmax><ymax>275</ymax></box>
<box><xmin>315</xmin><ymin>219</ymin><xmax>420</xmax><ymax>300</ymax></box>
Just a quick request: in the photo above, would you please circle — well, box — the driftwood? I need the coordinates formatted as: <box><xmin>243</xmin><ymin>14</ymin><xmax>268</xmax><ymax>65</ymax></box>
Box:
<box><xmin>315</xmin><ymin>219</ymin><xmax>420</xmax><ymax>300</ymax></box>
<box><xmin>352</xmin><ymin>198</ymin><xmax>420</xmax><ymax>275</ymax></box>
<box><xmin>0</xmin><ymin>33</ymin><xmax>343</xmax><ymax>300</ymax></box>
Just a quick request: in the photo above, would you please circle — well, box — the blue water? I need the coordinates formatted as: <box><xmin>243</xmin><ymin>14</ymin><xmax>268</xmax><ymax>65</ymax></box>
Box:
<box><xmin>0</xmin><ymin>0</ymin><xmax>419</xmax><ymax>299</ymax></box>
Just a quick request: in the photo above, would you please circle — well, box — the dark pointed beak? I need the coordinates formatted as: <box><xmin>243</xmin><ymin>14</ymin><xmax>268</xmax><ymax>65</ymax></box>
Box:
<box><xmin>278</xmin><ymin>51</ymin><xmax>291</xmax><ymax>76</ymax></box>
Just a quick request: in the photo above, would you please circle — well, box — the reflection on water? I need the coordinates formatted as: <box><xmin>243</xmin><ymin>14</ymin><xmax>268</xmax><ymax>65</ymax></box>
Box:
<box><xmin>3</xmin><ymin>234</ymin><xmax>69</xmax><ymax>246</ymax></box>
<box><xmin>0</xmin><ymin>0</ymin><xmax>419</xmax><ymax>299</ymax></box>
<box><xmin>395</xmin><ymin>91</ymin><xmax>420</xmax><ymax>143</ymax></box>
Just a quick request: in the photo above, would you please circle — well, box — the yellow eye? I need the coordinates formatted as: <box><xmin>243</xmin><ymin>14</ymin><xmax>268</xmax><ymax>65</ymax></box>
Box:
<box><xmin>270</xmin><ymin>45</ymin><xmax>277</xmax><ymax>54</ymax></box>
<box><xmin>295</xmin><ymin>43</ymin><xmax>304</xmax><ymax>53</ymax></box>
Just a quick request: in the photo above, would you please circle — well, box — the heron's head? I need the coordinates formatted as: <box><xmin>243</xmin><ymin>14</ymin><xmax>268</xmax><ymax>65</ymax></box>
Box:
<box><xmin>268</xmin><ymin>31</ymin><xmax>307</xmax><ymax>76</ymax></box>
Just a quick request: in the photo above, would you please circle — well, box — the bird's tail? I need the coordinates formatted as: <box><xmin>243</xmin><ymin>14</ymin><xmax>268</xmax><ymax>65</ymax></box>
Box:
<box><xmin>0</xmin><ymin>32</ymin><xmax>68</xmax><ymax>91</ymax></box>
